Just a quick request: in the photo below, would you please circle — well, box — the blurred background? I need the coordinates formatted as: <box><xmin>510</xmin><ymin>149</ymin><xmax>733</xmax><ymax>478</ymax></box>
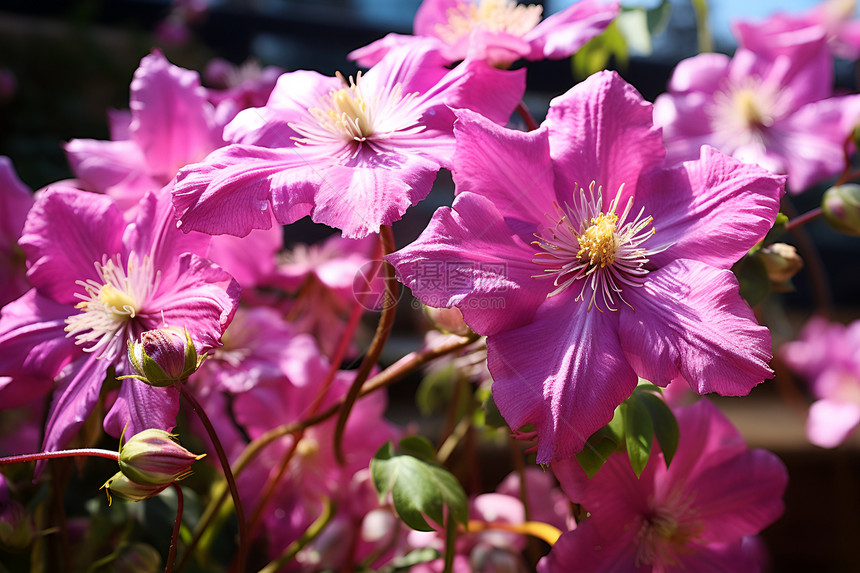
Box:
<box><xmin>1</xmin><ymin>0</ymin><xmax>860</xmax><ymax>570</ymax></box>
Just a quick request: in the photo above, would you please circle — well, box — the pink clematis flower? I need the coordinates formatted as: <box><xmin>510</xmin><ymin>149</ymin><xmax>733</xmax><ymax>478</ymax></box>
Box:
<box><xmin>389</xmin><ymin>71</ymin><xmax>783</xmax><ymax>463</ymax></box>
<box><xmin>653</xmin><ymin>30</ymin><xmax>860</xmax><ymax>193</ymax></box>
<box><xmin>65</xmin><ymin>50</ymin><xmax>223</xmax><ymax>213</ymax></box>
<box><xmin>0</xmin><ymin>156</ymin><xmax>33</xmax><ymax>308</ymax></box>
<box><xmin>781</xmin><ymin>316</ymin><xmax>860</xmax><ymax>448</ymax></box>
<box><xmin>0</xmin><ymin>187</ymin><xmax>239</xmax><ymax>454</ymax></box>
<box><xmin>733</xmin><ymin>0</ymin><xmax>860</xmax><ymax>61</ymax></box>
<box><xmin>171</xmin><ymin>43</ymin><xmax>525</xmax><ymax>239</ymax></box>
<box><xmin>540</xmin><ymin>399</ymin><xmax>788</xmax><ymax>572</ymax></box>
<box><xmin>349</xmin><ymin>0</ymin><xmax>619</xmax><ymax>68</ymax></box>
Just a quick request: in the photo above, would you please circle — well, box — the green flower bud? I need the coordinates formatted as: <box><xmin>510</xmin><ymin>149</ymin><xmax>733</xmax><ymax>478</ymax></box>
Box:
<box><xmin>110</xmin><ymin>542</ymin><xmax>162</xmax><ymax>573</ymax></box>
<box><xmin>128</xmin><ymin>327</ymin><xmax>199</xmax><ymax>387</ymax></box>
<box><xmin>118</xmin><ymin>429</ymin><xmax>204</xmax><ymax>487</ymax></box>
<box><xmin>0</xmin><ymin>479</ymin><xmax>33</xmax><ymax>552</ymax></box>
<box><xmin>101</xmin><ymin>471</ymin><xmax>167</xmax><ymax>505</ymax></box>
<box><xmin>823</xmin><ymin>184</ymin><xmax>860</xmax><ymax>236</ymax></box>
<box><xmin>758</xmin><ymin>243</ymin><xmax>803</xmax><ymax>289</ymax></box>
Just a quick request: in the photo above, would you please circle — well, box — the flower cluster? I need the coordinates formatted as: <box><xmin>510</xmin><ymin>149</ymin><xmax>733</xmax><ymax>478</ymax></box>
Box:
<box><xmin>6</xmin><ymin>0</ymin><xmax>860</xmax><ymax>570</ymax></box>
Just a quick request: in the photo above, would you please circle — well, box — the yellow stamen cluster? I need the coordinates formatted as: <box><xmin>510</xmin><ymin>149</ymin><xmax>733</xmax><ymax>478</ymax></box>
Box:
<box><xmin>577</xmin><ymin>213</ymin><xmax>619</xmax><ymax>268</ymax></box>
<box><xmin>437</xmin><ymin>0</ymin><xmax>543</xmax><ymax>44</ymax></box>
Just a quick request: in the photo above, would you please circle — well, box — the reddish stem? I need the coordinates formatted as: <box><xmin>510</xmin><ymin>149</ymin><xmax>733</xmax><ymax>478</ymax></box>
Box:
<box><xmin>516</xmin><ymin>101</ymin><xmax>539</xmax><ymax>132</ymax></box>
<box><xmin>784</xmin><ymin>207</ymin><xmax>823</xmax><ymax>232</ymax></box>
<box><xmin>176</xmin><ymin>382</ymin><xmax>248</xmax><ymax>572</ymax></box>
<box><xmin>0</xmin><ymin>448</ymin><xmax>119</xmax><ymax>464</ymax></box>
<box><xmin>333</xmin><ymin>225</ymin><xmax>398</xmax><ymax>466</ymax></box>
<box><xmin>165</xmin><ymin>483</ymin><xmax>184</xmax><ymax>573</ymax></box>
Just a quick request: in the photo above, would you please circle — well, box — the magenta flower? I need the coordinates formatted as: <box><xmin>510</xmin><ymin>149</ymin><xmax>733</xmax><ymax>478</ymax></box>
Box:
<box><xmin>781</xmin><ymin>317</ymin><xmax>860</xmax><ymax>448</ymax></box>
<box><xmin>540</xmin><ymin>399</ymin><xmax>787</xmax><ymax>572</ymax></box>
<box><xmin>733</xmin><ymin>0</ymin><xmax>860</xmax><ymax>61</ymax></box>
<box><xmin>65</xmin><ymin>50</ymin><xmax>222</xmax><ymax>213</ymax></box>
<box><xmin>0</xmin><ymin>156</ymin><xmax>33</xmax><ymax>307</ymax></box>
<box><xmin>0</xmin><ymin>187</ymin><xmax>239</xmax><ymax>454</ymax></box>
<box><xmin>350</xmin><ymin>0</ymin><xmax>619</xmax><ymax>68</ymax></box>
<box><xmin>653</xmin><ymin>31</ymin><xmax>860</xmax><ymax>193</ymax></box>
<box><xmin>171</xmin><ymin>43</ymin><xmax>525</xmax><ymax>239</ymax></box>
<box><xmin>389</xmin><ymin>71</ymin><xmax>783</xmax><ymax>462</ymax></box>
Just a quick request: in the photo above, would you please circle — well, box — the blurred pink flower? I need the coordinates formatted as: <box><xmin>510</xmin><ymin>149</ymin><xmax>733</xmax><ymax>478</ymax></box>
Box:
<box><xmin>350</xmin><ymin>0</ymin><xmax>619</xmax><ymax>67</ymax></box>
<box><xmin>390</xmin><ymin>71</ymin><xmax>782</xmax><ymax>462</ymax></box>
<box><xmin>65</xmin><ymin>50</ymin><xmax>223</xmax><ymax>213</ymax></box>
<box><xmin>733</xmin><ymin>0</ymin><xmax>860</xmax><ymax>61</ymax></box>
<box><xmin>781</xmin><ymin>316</ymin><xmax>860</xmax><ymax>447</ymax></box>
<box><xmin>654</xmin><ymin>31</ymin><xmax>860</xmax><ymax>193</ymax></box>
<box><xmin>0</xmin><ymin>156</ymin><xmax>33</xmax><ymax>307</ymax></box>
<box><xmin>541</xmin><ymin>399</ymin><xmax>788</xmax><ymax>572</ymax></box>
<box><xmin>172</xmin><ymin>43</ymin><xmax>524</xmax><ymax>239</ymax></box>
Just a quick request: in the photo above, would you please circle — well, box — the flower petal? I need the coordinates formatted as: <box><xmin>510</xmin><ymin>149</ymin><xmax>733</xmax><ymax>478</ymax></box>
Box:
<box><xmin>103</xmin><ymin>378</ymin><xmax>180</xmax><ymax>439</ymax></box>
<box><xmin>640</xmin><ymin>145</ymin><xmax>783</xmax><ymax>270</ymax></box>
<box><xmin>618</xmin><ymin>260</ymin><xmax>772</xmax><ymax>396</ymax></box>
<box><xmin>387</xmin><ymin>192</ymin><xmax>545</xmax><ymax>336</ymax></box>
<box><xmin>172</xmin><ymin>145</ymin><xmax>316</xmax><ymax>237</ymax></box>
<box><xmin>21</xmin><ymin>187</ymin><xmax>125</xmax><ymax>304</ymax></box>
<box><xmin>488</xmin><ymin>298</ymin><xmax>638</xmax><ymax>463</ymax></box>
<box><xmin>546</xmin><ymin>71</ymin><xmax>665</xmax><ymax>203</ymax></box>
<box><xmin>806</xmin><ymin>399</ymin><xmax>860</xmax><ymax>448</ymax></box>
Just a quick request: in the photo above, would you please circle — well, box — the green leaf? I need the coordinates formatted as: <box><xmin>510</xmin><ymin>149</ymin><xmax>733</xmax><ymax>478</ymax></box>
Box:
<box><xmin>576</xmin><ymin>406</ymin><xmax>624</xmax><ymax>478</ymax></box>
<box><xmin>371</xmin><ymin>440</ymin><xmax>468</xmax><ymax>532</ymax></box>
<box><xmin>762</xmin><ymin>212</ymin><xmax>789</xmax><ymax>245</ymax></box>
<box><xmin>733</xmin><ymin>252</ymin><xmax>771</xmax><ymax>307</ymax></box>
<box><xmin>572</xmin><ymin>20</ymin><xmax>628</xmax><ymax>79</ymax></box>
<box><xmin>416</xmin><ymin>363</ymin><xmax>457</xmax><ymax>416</ymax></box>
<box><xmin>624</xmin><ymin>398</ymin><xmax>654</xmax><ymax>478</ymax></box>
<box><xmin>397</xmin><ymin>435</ymin><xmax>437</xmax><ymax>463</ymax></box>
<box><xmin>480</xmin><ymin>391</ymin><xmax>508</xmax><ymax>429</ymax></box>
<box><xmin>637</xmin><ymin>391</ymin><xmax>680</xmax><ymax>467</ymax></box>
<box><xmin>646</xmin><ymin>0</ymin><xmax>673</xmax><ymax>37</ymax></box>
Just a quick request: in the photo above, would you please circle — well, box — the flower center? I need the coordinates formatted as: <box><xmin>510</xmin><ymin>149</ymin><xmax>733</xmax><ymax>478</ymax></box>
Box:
<box><xmin>708</xmin><ymin>78</ymin><xmax>779</xmax><ymax>150</ymax></box>
<box><xmin>436</xmin><ymin>0</ymin><xmax>544</xmax><ymax>44</ymax></box>
<box><xmin>733</xmin><ymin>88</ymin><xmax>770</xmax><ymax>129</ymax></box>
<box><xmin>294</xmin><ymin>72</ymin><xmax>419</xmax><ymax>148</ymax></box>
<box><xmin>635</xmin><ymin>498</ymin><xmax>703</xmax><ymax>568</ymax></box>
<box><xmin>532</xmin><ymin>182</ymin><xmax>667</xmax><ymax>312</ymax></box>
<box><xmin>65</xmin><ymin>254</ymin><xmax>160</xmax><ymax>360</ymax></box>
<box><xmin>577</xmin><ymin>212</ymin><xmax>619</xmax><ymax>268</ymax></box>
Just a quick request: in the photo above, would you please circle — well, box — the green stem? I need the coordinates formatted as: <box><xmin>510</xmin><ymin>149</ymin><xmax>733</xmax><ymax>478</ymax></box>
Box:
<box><xmin>256</xmin><ymin>500</ymin><xmax>335</xmax><ymax>573</ymax></box>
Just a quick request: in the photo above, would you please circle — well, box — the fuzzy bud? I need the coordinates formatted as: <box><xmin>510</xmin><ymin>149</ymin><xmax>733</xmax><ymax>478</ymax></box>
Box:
<box><xmin>0</xmin><ymin>477</ymin><xmax>33</xmax><ymax>551</ymax></box>
<box><xmin>101</xmin><ymin>471</ymin><xmax>168</xmax><ymax>504</ymax></box>
<box><xmin>423</xmin><ymin>306</ymin><xmax>474</xmax><ymax>337</ymax></box>
<box><xmin>822</xmin><ymin>184</ymin><xmax>860</xmax><ymax>236</ymax></box>
<box><xmin>758</xmin><ymin>243</ymin><xmax>804</xmax><ymax>287</ymax></box>
<box><xmin>128</xmin><ymin>327</ymin><xmax>199</xmax><ymax>386</ymax></box>
<box><xmin>112</xmin><ymin>542</ymin><xmax>162</xmax><ymax>573</ymax></box>
<box><xmin>118</xmin><ymin>429</ymin><xmax>204</xmax><ymax>487</ymax></box>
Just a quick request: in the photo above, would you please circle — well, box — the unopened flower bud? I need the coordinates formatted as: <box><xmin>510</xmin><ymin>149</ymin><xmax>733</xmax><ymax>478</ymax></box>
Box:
<box><xmin>758</xmin><ymin>243</ymin><xmax>803</xmax><ymax>287</ymax></box>
<box><xmin>822</xmin><ymin>184</ymin><xmax>860</xmax><ymax>236</ymax></box>
<box><xmin>424</xmin><ymin>306</ymin><xmax>474</xmax><ymax>337</ymax></box>
<box><xmin>112</xmin><ymin>542</ymin><xmax>162</xmax><ymax>573</ymax></box>
<box><xmin>128</xmin><ymin>327</ymin><xmax>199</xmax><ymax>386</ymax></box>
<box><xmin>118</xmin><ymin>429</ymin><xmax>204</xmax><ymax>487</ymax></box>
<box><xmin>0</xmin><ymin>478</ymin><xmax>33</xmax><ymax>551</ymax></box>
<box><xmin>101</xmin><ymin>471</ymin><xmax>167</xmax><ymax>504</ymax></box>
